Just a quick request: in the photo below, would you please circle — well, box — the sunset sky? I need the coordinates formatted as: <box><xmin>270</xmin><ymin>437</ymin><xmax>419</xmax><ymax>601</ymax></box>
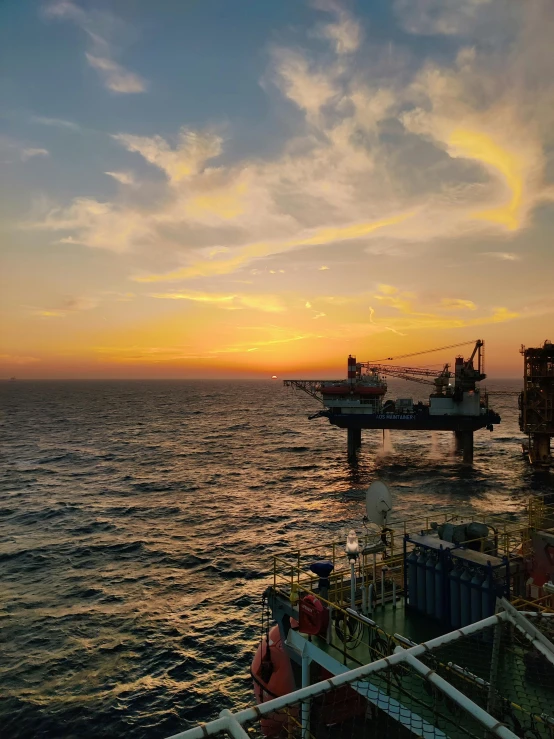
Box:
<box><xmin>1</xmin><ymin>0</ymin><xmax>553</xmax><ymax>379</ymax></box>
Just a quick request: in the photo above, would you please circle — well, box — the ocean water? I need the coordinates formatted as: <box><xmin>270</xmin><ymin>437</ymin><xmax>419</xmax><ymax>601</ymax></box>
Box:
<box><xmin>1</xmin><ymin>379</ymin><xmax>553</xmax><ymax>738</ymax></box>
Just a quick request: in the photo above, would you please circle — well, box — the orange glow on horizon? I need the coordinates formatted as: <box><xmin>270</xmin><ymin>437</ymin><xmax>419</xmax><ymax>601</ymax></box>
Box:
<box><xmin>0</xmin><ymin>279</ymin><xmax>539</xmax><ymax>380</ymax></box>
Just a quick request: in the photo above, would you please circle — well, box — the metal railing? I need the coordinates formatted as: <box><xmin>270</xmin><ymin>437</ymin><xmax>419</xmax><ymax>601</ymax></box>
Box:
<box><xmin>166</xmin><ymin>601</ymin><xmax>554</xmax><ymax>739</ymax></box>
<box><xmin>271</xmin><ymin>498</ymin><xmax>554</xmax><ymax>611</ymax></box>
<box><xmin>273</xmin><ymin>549</ymin><xmax>404</xmax><ymax>611</ymax></box>
<box><xmin>513</xmin><ymin>593</ymin><xmax>554</xmax><ymax>613</ymax></box>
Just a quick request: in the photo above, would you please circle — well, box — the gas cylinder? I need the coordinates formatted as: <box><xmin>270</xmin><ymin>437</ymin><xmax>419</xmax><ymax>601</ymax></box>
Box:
<box><xmin>407</xmin><ymin>549</ymin><xmax>418</xmax><ymax>608</ymax></box>
<box><xmin>470</xmin><ymin>569</ymin><xmax>483</xmax><ymax>624</ymax></box>
<box><xmin>449</xmin><ymin>565</ymin><xmax>461</xmax><ymax>628</ymax></box>
<box><xmin>460</xmin><ymin>567</ymin><xmax>472</xmax><ymax>627</ymax></box>
<box><xmin>417</xmin><ymin>549</ymin><xmax>427</xmax><ymax>613</ymax></box>
<box><xmin>481</xmin><ymin>571</ymin><xmax>494</xmax><ymax>618</ymax></box>
<box><xmin>434</xmin><ymin>554</ymin><xmax>444</xmax><ymax>621</ymax></box>
<box><xmin>425</xmin><ymin>551</ymin><xmax>436</xmax><ymax>616</ymax></box>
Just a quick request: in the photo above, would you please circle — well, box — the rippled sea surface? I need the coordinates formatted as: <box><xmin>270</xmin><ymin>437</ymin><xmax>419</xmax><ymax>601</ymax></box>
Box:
<box><xmin>1</xmin><ymin>379</ymin><xmax>553</xmax><ymax>738</ymax></box>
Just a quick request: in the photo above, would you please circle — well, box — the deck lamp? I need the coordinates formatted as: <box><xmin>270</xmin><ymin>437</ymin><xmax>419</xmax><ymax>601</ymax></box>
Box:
<box><xmin>346</xmin><ymin>530</ymin><xmax>359</xmax><ymax>564</ymax></box>
<box><xmin>346</xmin><ymin>530</ymin><xmax>359</xmax><ymax>610</ymax></box>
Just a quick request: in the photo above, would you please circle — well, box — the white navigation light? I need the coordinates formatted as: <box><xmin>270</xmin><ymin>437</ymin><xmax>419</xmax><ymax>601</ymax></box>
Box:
<box><xmin>345</xmin><ymin>529</ymin><xmax>359</xmax><ymax>563</ymax></box>
<box><xmin>366</xmin><ymin>480</ymin><xmax>393</xmax><ymax>528</ymax></box>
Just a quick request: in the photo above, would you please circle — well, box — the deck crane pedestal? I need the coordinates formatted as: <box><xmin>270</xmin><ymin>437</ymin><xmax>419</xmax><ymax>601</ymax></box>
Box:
<box><xmin>284</xmin><ymin>340</ymin><xmax>500</xmax><ymax>463</ymax></box>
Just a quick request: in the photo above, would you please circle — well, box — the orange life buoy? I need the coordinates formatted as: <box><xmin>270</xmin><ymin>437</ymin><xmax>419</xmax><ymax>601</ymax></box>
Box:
<box><xmin>299</xmin><ymin>594</ymin><xmax>329</xmax><ymax>636</ymax></box>
<box><xmin>251</xmin><ymin>625</ymin><xmax>296</xmax><ymax>737</ymax></box>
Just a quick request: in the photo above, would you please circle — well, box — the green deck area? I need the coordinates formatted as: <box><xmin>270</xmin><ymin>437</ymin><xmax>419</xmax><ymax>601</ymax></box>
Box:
<box><xmin>306</xmin><ymin>599</ymin><xmax>444</xmax><ymax>671</ymax></box>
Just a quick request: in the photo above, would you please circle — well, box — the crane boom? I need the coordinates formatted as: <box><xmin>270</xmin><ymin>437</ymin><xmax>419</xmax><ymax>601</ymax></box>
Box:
<box><xmin>390</xmin><ymin>374</ymin><xmax>435</xmax><ymax>386</ymax></box>
<box><xmin>367</xmin><ymin>339</ymin><xmax>480</xmax><ymax>363</ymax></box>
<box><xmin>358</xmin><ymin>340</ymin><xmax>484</xmax><ymax>390</ymax></box>
<box><xmin>361</xmin><ymin>363</ymin><xmax>446</xmax><ymax>378</ymax></box>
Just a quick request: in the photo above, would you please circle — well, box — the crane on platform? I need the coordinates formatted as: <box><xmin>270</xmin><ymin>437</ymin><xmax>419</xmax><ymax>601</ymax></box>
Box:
<box><xmin>284</xmin><ymin>339</ymin><xmax>516</xmax><ymax>405</ymax></box>
<box><xmin>360</xmin><ymin>362</ymin><xmax>449</xmax><ymax>390</ymax></box>
<box><xmin>284</xmin><ymin>340</ymin><xmax>487</xmax><ymax>400</ymax></box>
<box><xmin>360</xmin><ymin>339</ymin><xmax>485</xmax><ymax>395</ymax></box>
<box><xmin>359</xmin><ymin>340</ymin><xmax>516</xmax><ymax>396</ymax></box>
<box><xmin>365</xmin><ymin>339</ymin><xmax>482</xmax><ymax>364</ymax></box>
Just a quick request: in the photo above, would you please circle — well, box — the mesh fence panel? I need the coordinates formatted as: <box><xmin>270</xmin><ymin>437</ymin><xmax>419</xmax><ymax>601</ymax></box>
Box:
<box><xmin>242</xmin><ymin>619</ymin><xmax>554</xmax><ymax>739</ymax></box>
<box><xmin>532</xmin><ymin>614</ymin><xmax>554</xmax><ymax>643</ymax></box>
<box><xmin>173</xmin><ymin>612</ymin><xmax>554</xmax><ymax>739</ymax></box>
<box><xmin>244</xmin><ymin>664</ymin><xmax>495</xmax><ymax>739</ymax></box>
<box><xmin>420</xmin><ymin>621</ymin><xmax>554</xmax><ymax>738</ymax></box>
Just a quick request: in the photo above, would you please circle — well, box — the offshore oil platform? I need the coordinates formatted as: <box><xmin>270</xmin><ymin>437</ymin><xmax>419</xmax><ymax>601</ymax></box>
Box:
<box><xmin>285</xmin><ymin>340</ymin><xmax>500</xmax><ymax>462</ymax></box>
<box><xmin>520</xmin><ymin>340</ymin><xmax>554</xmax><ymax>468</ymax></box>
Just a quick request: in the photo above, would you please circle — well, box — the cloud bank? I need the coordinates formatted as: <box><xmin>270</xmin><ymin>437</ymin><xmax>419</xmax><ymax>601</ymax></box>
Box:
<box><xmin>29</xmin><ymin>0</ymin><xmax>554</xmax><ymax>284</ymax></box>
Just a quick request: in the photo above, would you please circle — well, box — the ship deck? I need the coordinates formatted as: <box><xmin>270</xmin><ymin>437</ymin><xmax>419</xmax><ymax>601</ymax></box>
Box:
<box><xmin>172</xmin><ymin>498</ymin><xmax>554</xmax><ymax>739</ymax></box>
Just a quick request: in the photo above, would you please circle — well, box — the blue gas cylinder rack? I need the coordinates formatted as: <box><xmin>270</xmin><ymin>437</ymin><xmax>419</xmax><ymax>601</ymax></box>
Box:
<box><xmin>404</xmin><ymin>532</ymin><xmax>510</xmax><ymax>630</ymax></box>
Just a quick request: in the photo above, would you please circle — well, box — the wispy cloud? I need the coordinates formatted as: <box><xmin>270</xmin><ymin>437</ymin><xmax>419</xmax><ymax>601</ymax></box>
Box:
<box><xmin>32</xmin><ymin>310</ymin><xmax>66</xmax><ymax>318</ymax></box>
<box><xmin>296</xmin><ymin>285</ymin><xmax>519</xmax><ymax>338</ymax></box>
<box><xmin>24</xmin><ymin>197</ymin><xmax>153</xmax><ymax>252</ymax></box>
<box><xmin>29</xmin><ymin>296</ymin><xmax>99</xmax><ymax>318</ymax></box>
<box><xmin>448</xmin><ymin>129</ymin><xmax>523</xmax><ymax>230</ymax></box>
<box><xmin>314</xmin><ymin>1</ymin><xmax>363</xmax><ymax>55</ymax></box>
<box><xmin>30</xmin><ymin>115</ymin><xmax>80</xmax><ymax>131</ymax></box>
<box><xmin>271</xmin><ymin>47</ymin><xmax>338</xmax><ymax>121</ymax></box>
<box><xmin>92</xmin><ymin>330</ymin><xmax>321</xmax><ymax>363</ymax></box>
<box><xmin>482</xmin><ymin>252</ymin><xmax>521</xmax><ymax>261</ymax></box>
<box><xmin>104</xmin><ymin>171</ymin><xmax>135</xmax><ymax>185</ymax></box>
<box><xmin>44</xmin><ymin>1</ymin><xmax>147</xmax><ymax>94</ymax></box>
<box><xmin>102</xmin><ymin>291</ymin><xmax>136</xmax><ymax>302</ymax></box>
<box><xmin>367</xmin><ymin>284</ymin><xmax>518</xmax><ymax>331</ymax></box>
<box><xmin>133</xmin><ymin>211</ymin><xmax>413</xmax><ymax>282</ymax></box>
<box><xmin>148</xmin><ymin>291</ymin><xmax>286</xmax><ymax>313</ymax></box>
<box><xmin>393</xmin><ymin>0</ymin><xmax>494</xmax><ymax>36</ymax></box>
<box><xmin>112</xmin><ymin>129</ymin><xmax>222</xmax><ymax>183</ymax></box>
<box><xmin>20</xmin><ymin>148</ymin><xmax>49</xmax><ymax>161</ymax></box>
<box><xmin>0</xmin><ymin>354</ymin><xmax>40</xmax><ymax>365</ymax></box>
<box><xmin>85</xmin><ymin>54</ymin><xmax>146</xmax><ymax>94</ymax></box>
<box><xmin>0</xmin><ymin>136</ymin><xmax>49</xmax><ymax>163</ymax></box>
<box><xmin>441</xmin><ymin>298</ymin><xmax>477</xmax><ymax>310</ymax></box>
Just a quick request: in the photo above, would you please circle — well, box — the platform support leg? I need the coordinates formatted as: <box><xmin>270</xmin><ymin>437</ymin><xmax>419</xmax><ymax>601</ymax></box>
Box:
<box><xmin>463</xmin><ymin>430</ymin><xmax>473</xmax><ymax>463</ymax></box>
<box><xmin>454</xmin><ymin>430</ymin><xmax>463</xmax><ymax>454</ymax></box>
<box><xmin>529</xmin><ymin>434</ymin><xmax>551</xmax><ymax>466</ymax></box>
<box><xmin>454</xmin><ymin>430</ymin><xmax>473</xmax><ymax>463</ymax></box>
<box><xmin>347</xmin><ymin>428</ymin><xmax>361</xmax><ymax>458</ymax></box>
